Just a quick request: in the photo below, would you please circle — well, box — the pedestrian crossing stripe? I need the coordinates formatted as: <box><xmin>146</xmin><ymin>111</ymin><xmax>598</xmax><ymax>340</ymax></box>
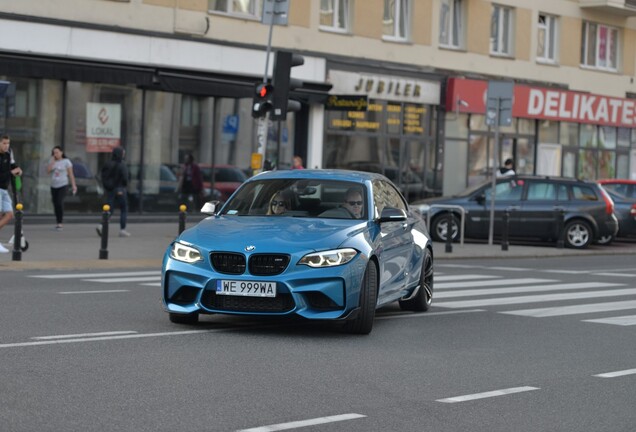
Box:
<box><xmin>435</xmin><ymin>287</ymin><xmax>636</xmax><ymax>309</ymax></box>
<box><xmin>436</xmin><ymin>278</ymin><xmax>556</xmax><ymax>289</ymax></box>
<box><xmin>500</xmin><ymin>300</ymin><xmax>636</xmax><ymax>317</ymax></box>
<box><xmin>435</xmin><ymin>282</ymin><xmax>622</xmax><ymax>299</ymax></box>
<box><xmin>583</xmin><ymin>315</ymin><xmax>636</xmax><ymax>326</ymax></box>
<box><xmin>30</xmin><ymin>271</ymin><xmax>160</xmax><ymax>279</ymax></box>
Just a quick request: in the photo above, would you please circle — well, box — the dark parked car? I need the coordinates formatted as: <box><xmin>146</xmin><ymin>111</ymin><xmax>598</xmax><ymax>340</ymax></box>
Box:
<box><xmin>412</xmin><ymin>175</ymin><xmax>618</xmax><ymax>249</ymax></box>
<box><xmin>596</xmin><ymin>187</ymin><xmax>636</xmax><ymax>244</ymax></box>
<box><xmin>65</xmin><ymin>159</ymin><xmax>103</xmax><ymax>212</ymax></box>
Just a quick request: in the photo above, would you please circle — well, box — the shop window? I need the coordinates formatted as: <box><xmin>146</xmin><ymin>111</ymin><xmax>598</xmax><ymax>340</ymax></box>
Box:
<box><xmin>439</xmin><ymin>0</ymin><xmax>464</xmax><ymax>49</ymax></box>
<box><xmin>617</xmin><ymin>128</ymin><xmax>630</xmax><ymax>148</ymax></box>
<box><xmin>578</xmin><ymin>149</ymin><xmax>597</xmax><ymax>180</ymax></box>
<box><xmin>490</xmin><ymin>4</ymin><xmax>514</xmax><ymax>57</ymax></box>
<box><xmin>599</xmin><ymin>126</ymin><xmax>616</xmax><ymax>149</ymax></box>
<box><xmin>320</xmin><ymin>0</ymin><xmax>351</xmax><ymax>33</ymax></box>
<box><xmin>383</xmin><ymin>0</ymin><xmax>410</xmax><ymax>42</ymax></box>
<box><xmin>517</xmin><ymin>118</ymin><xmax>534</xmax><ymax>135</ymax></box>
<box><xmin>579</xmin><ymin>124</ymin><xmax>597</xmax><ymax>148</ymax></box>
<box><xmin>538</xmin><ymin>120</ymin><xmax>558</xmax><ymax>143</ymax></box>
<box><xmin>580</xmin><ymin>21</ymin><xmax>619</xmax><ymax>72</ymax></box>
<box><xmin>208</xmin><ymin>0</ymin><xmax>262</xmax><ymax>19</ymax></box>
<box><xmin>616</xmin><ymin>153</ymin><xmax>629</xmax><ymax>179</ymax></box>
<box><xmin>562</xmin><ymin>149</ymin><xmax>577</xmax><ymax>178</ymax></box>
<box><xmin>598</xmin><ymin>150</ymin><xmax>616</xmax><ymax>179</ymax></box>
<box><xmin>537</xmin><ymin>13</ymin><xmax>558</xmax><ymax>64</ymax></box>
<box><xmin>560</xmin><ymin>122</ymin><xmax>578</xmax><ymax>146</ymax></box>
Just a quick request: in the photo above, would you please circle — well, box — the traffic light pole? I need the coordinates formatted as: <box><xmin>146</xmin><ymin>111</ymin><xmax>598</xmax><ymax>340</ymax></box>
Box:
<box><xmin>255</xmin><ymin>19</ymin><xmax>276</xmax><ymax>171</ymax></box>
<box><xmin>488</xmin><ymin>97</ymin><xmax>501</xmax><ymax>246</ymax></box>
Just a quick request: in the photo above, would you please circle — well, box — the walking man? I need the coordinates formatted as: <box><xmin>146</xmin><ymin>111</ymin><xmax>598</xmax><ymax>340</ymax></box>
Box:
<box><xmin>0</xmin><ymin>135</ymin><xmax>22</xmax><ymax>253</ymax></box>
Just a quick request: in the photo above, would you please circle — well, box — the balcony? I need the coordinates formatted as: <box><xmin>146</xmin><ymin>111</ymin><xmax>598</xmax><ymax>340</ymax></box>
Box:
<box><xmin>579</xmin><ymin>0</ymin><xmax>636</xmax><ymax>16</ymax></box>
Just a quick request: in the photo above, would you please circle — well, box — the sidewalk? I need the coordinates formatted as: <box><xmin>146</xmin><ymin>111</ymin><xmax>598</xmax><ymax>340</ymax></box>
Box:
<box><xmin>1</xmin><ymin>218</ymin><xmax>635</xmax><ymax>271</ymax></box>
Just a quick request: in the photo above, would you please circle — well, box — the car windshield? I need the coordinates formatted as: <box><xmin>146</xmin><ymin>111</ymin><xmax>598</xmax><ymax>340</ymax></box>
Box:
<box><xmin>220</xmin><ymin>179</ymin><xmax>367</xmax><ymax>219</ymax></box>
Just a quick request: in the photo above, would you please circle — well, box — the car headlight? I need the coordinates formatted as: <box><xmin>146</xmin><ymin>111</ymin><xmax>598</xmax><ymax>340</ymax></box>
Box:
<box><xmin>170</xmin><ymin>242</ymin><xmax>203</xmax><ymax>263</ymax></box>
<box><xmin>299</xmin><ymin>248</ymin><xmax>357</xmax><ymax>268</ymax></box>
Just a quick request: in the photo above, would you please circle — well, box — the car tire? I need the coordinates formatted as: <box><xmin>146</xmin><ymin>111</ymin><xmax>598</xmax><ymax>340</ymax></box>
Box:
<box><xmin>596</xmin><ymin>234</ymin><xmax>614</xmax><ymax>245</ymax></box>
<box><xmin>399</xmin><ymin>247</ymin><xmax>433</xmax><ymax>312</ymax></box>
<box><xmin>343</xmin><ymin>261</ymin><xmax>378</xmax><ymax>335</ymax></box>
<box><xmin>169</xmin><ymin>311</ymin><xmax>199</xmax><ymax>325</ymax></box>
<box><xmin>564</xmin><ymin>219</ymin><xmax>592</xmax><ymax>249</ymax></box>
<box><xmin>431</xmin><ymin>214</ymin><xmax>459</xmax><ymax>242</ymax></box>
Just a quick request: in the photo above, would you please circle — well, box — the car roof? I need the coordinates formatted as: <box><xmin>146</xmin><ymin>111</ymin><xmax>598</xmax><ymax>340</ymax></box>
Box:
<box><xmin>597</xmin><ymin>179</ymin><xmax>636</xmax><ymax>185</ymax></box>
<box><xmin>249</xmin><ymin>169</ymin><xmax>388</xmax><ymax>183</ymax></box>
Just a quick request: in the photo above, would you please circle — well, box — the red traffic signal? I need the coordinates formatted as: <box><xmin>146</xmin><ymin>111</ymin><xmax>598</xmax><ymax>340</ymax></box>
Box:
<box><xmin>252</xmin><ymin>82</ymin><xmax>274</xmax><ymax>118</ymax></box>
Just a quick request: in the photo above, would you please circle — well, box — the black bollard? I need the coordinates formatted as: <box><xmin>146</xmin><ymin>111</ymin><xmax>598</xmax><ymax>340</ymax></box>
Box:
<box><xmin>12</xmin><ymin>203</ymin><xmax>23</xmax><ymax>261</ymax></box>
<box><xmin>178</xmin><ymin>204</ymin><xmax>187</xmax><ymax>235</ymax></box>
<box><xmin>445</xmin><ymin>210</ymin><xmax>453</xmax><ymax>253</ymax></box>
<box><xmin>556</xmin><ymin>209</ymin><xmax>565</xmax><ymax>249</ymax></box>
<box><xmin>501</xmin><ymin>209</ymin><xmax>510</xmax><ymax>251</ymax></box>
<box><xmin>99</xmin><ymin>204</ymin><xmax>110</xmax><ymax>260</ymax></box>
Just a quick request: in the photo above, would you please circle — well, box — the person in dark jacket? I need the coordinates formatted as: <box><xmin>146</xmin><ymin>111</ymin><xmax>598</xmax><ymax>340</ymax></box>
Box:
<box><xmin>0</xmin><ymin>135</ymin><xmax>22</xmax><ymax>253</ymax></box>
<box><xmin>98</xmin><ymin>146</ymin><xmax>131</xmax><ymax>237</ymax></box>
<box><xmin>179</xmin><ymin>153</ymin><xmax>204</xmax><ymax>211</ymax></box>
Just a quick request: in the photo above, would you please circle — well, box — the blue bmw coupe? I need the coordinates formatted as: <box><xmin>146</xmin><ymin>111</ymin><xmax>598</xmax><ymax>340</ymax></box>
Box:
<box><xmin>162</xmin><ymin>169</ymin><xmax>434</xmax><ymax>334</ymax></box>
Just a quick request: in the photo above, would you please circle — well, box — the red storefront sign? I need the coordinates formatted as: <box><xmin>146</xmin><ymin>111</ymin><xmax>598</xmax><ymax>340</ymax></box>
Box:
<box><xmin>446</xmin><ymin>77</ymin><xmax>636</xmax><ymax>128</ymax></box>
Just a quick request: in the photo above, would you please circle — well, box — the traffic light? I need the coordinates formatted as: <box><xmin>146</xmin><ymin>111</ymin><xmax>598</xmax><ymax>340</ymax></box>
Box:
<box><xmin>252</xmin><ymin>82</ymin><xmax>273</xmax><ymax>118</ymax></box>
<box><xmin>271</xmin><ymin>50</ymin><xmax>304</xmax><ymax>121</ymax></box>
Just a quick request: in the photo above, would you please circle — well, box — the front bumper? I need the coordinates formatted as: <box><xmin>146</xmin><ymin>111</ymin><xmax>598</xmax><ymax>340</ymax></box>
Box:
<box><xmin>162</xmin><ymin>252</ymin><xmax>368</xmax><ymax>320</ymax></box>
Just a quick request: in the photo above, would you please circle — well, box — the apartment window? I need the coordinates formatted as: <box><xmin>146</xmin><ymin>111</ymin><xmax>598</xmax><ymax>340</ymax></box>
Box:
<box><xmin>439</xmin><ymin>0</ymin><xmax>463</xmax><ymax>49</ymax></box>
<box><xmin>320</xmin><ymin>0</ymin><xmax>351</xmax><ymax>32</ymax></box>
<box><xmin>581</xmin><ymin>22</ymin><xmax>619</xmax><ymax>71</ymax></box>
<box><xmin>537</xmin><ymin>13</ymin><xmax>557</xmax><ymax>63</ymax></box>
<box><xmin>383</xmin><ymin>0</ymin><xmax>410</xmax><ymax>41</ymax></box>
<box><xmin>490</xmin><ymin>4</ymin><xmax>513</xmax><ymax>56</ymax></box>
<box><xmin>208</xmin><ymin>0</ymin><xmax>262</xmax><ymax>19</ymax></box>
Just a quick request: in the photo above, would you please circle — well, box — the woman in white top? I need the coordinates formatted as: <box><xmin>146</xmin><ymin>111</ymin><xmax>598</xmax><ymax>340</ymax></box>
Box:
<box><xmin>47</xmin><ymin>146</ymin><xmax>77</xmax><ymax>230</ymax></box>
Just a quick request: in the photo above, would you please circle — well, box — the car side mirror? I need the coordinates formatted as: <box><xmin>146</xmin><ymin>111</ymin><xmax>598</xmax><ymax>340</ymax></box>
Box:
<box><xmin>201</xmin><ymin>200</ymin><xmax>221</xmax><ymax>215</ymax></box>
<box><xmin>378</xmin><ymin>207</ymin><xmax>407</xmax><ymax>223</ymax></box>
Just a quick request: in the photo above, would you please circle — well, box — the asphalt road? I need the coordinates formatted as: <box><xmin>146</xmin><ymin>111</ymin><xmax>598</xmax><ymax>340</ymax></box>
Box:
<box><xmin>1</xmin><ymin>254</ymin><xmax>636</xmax><ymax>432</ymax></box>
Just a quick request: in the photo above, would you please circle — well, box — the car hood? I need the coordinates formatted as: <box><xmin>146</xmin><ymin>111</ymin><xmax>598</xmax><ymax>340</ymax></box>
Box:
<box><xmin>179</xmin><ymin>216</ymin><xmax>366</xmax><ymax>253</ymax></box>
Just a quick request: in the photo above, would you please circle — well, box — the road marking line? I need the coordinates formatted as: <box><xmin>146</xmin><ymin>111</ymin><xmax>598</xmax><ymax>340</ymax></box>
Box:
<box><xmin>141</xmin><ymin>282</ymin><xmax>161</xmax><ymax>287</ymax></box>
<box><xmin>235</xmin><ymin>413</ymin><xmax>366</xmax><ymax>432</ymax></box>
<box><xmin>435</xmin><ymin>282</ymin><xmax>622</xmax><ymax>299</ymax></box>
<box><xmin>435</xmin><ymin>288</ymin><xmax>636</xmax><ymax>309</ymax></box>
<box><xmin>32</xmin><ymin>331</ymin><xmax>138</xmax><ymax>340</ymax></box>
<box><xmin>501</xmin><ymin>300</ymin><xmax>636</xmax><ymax>317</ymax></box>
<box><xmin>436</xmin><ymin>386</ymin><xmax>539</xmax><ymax>403</ymax></box>
<box><xmin>83</xmin><ymin>276</ymin><xmax>161</xmax><ymax>283</ymax></box>
<box><xmin>30</xmin><ymin>271</ymin><xmax>160</xmax><ymax>279</ymax></box>
<box><xmin>594</xmin><ymin>369</ymin><xmax>636</xmax><ymax>378</ymax></box>
<box><xmin>376</xmin><ymin>309</ymin><xmax>485</xmax><ymax>320</ymax></box>
<box><xmin>592</xmin><ymin>273</ymin><xmax>636</xmax><ymax>278</ymax></box>
<box><xmin>0</xmin><ymin>329</ymin><xmax>219</xmax><ymax>349</ymax></box>
<box><xmin>435</xmin><ymin>274</ymin><xmax>500</xmax><ymax>282</ymax></box>
<box><xmin>58</xmin><ymin>290</ymin><xmax>130</xmax><ymax>294</ymax></box>
<box><xmin>583</xmin><ymin>315</ymin><xmax>636</xmax><ymax>326</ymax></box>
<box><xmin>484</xmin><ymin>267</ymin><xmax>529</xmax><ymax>271</ymax></box>
<box><xmin>436</xmin><ymin>278</ymin><xmax>555</xmax><ymax>289</ymax></box>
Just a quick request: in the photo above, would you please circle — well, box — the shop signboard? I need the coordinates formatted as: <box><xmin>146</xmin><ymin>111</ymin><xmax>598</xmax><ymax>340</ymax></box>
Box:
<box><xmin>447</xmin><ymin>77</ymin><xmax>636</xmax><ymax>128</ymax></box>
<box><xmin>86</xmin><ymin>102</ymin><xmax>121</xmax><ymax>152</ymax></box>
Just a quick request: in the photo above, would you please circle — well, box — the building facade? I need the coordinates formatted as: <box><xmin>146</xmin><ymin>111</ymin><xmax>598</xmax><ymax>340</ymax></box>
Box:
<box><xmin>1</xmin><ymin>0</ymin><xmax>636</xmax><ymax>215</ymax></box>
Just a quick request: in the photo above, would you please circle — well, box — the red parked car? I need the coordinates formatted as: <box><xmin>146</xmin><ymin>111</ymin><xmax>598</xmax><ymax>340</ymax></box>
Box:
<box><xmin>597</xmin><ymin>179</ymin><xmax>636</xmax><ymax>199</ymax></box>
<box><xmin>199</xmin><ymin>164</ymin><xmax>248</xmax><ymax>202</ymax></box>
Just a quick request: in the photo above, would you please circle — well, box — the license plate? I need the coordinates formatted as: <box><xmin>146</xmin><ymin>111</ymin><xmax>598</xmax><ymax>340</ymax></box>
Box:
<box><xmin>216</xmin><ymin>280</ymin><xmax>277</xmax><ymax>298</ymax></box>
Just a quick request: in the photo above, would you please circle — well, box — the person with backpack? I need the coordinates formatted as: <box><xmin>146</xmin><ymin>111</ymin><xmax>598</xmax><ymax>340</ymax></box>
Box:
<box><xmin>99</xmin><ymin>146</ymin><xmax>130</xmax><ymax>237</ymax></box>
